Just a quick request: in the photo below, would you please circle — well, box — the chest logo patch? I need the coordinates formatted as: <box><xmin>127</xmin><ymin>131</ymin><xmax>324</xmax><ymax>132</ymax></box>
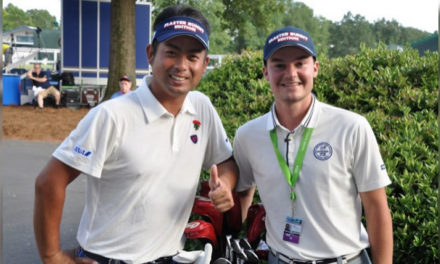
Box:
<box><xmin>190</xmin><ymin>134</ymin><xmax>198</xmax><ymax>144</ymax></box>
<box><xmin>313</xmin><ymin>142</ymin><xmax>332</xmax><ymax>161</ymax></box>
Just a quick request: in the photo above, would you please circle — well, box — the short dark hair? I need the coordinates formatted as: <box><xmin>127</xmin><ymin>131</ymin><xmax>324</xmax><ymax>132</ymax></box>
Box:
<box><xmin>151</xmin><ymin>5</ymin><xmax>210</xmax><ymax>55</ymax></box>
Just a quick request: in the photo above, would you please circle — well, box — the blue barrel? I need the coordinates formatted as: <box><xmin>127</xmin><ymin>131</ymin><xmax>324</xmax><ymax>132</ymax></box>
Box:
<box><xmin>3</xmin><ymin>74</ymin><xmax>21</xmax><ymax>105</ymax></box>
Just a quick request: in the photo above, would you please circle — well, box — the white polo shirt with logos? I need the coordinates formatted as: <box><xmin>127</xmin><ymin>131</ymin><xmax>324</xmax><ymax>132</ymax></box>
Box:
<box><xmin>53</xmin><ymin>76</ymin><xmax>232</xmax><ymax>264</ymax></box>
<box><xmin>234</xmin><ymin>97</ymin><xmax>390</xmax><ymax>260</ymax></box>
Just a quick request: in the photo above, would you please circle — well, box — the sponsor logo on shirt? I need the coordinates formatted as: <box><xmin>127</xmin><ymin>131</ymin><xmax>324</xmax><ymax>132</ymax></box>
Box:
<box><xmin>313</xmin><ymin>142</ymin><xmax>332</xmax><ymax>161</ymax></box>
<box><xmin>73</xmin><ymin>145</ymin><xmax>92</xmax><ymax>157</ymax></box>
<box><xmin>190</xmin><ymin>135</ymin><xmax>198</xmax><ymax>144</ymax></box>
<box><xmin>380</xmin><ymin>164</ymin><xmax>386</xmax><ymax>170</ymax></box>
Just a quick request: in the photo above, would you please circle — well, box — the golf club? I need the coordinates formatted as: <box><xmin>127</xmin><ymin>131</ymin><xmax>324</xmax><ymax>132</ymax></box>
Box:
<box><xmin>243</xmin><ymin>249</ymin><xmax>259</xmax><ymax>263</ymax></box>
<box><xmin>212</xmin><ymin>257</ymin><xmax>232</xmax><ymax>264</ymax></box>
<box><xmin>232</xmin><ymin>238</ymin><xmax>248</xmax><ymax>264</ymax></box>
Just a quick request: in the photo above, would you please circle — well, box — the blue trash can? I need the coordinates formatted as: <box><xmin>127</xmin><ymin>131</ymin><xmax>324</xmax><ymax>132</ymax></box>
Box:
<box><xmin>3</xmin><ymin>74</ymin><xmax>21</xmax><ymax>105</ymax></box>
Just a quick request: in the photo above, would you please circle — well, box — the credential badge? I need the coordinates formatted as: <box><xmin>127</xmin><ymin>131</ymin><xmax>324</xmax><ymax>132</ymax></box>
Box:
<box><xmin>313</xmin><ymin>142</ymin><xmax>332</xmax><ymax>161</ymax></box>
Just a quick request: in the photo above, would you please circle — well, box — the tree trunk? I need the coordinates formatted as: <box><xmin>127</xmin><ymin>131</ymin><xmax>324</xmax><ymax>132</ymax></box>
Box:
<box><xmin>106</xmin><ymin>0</ymin><xmax>136</xmax><ymax>99</ymax></box>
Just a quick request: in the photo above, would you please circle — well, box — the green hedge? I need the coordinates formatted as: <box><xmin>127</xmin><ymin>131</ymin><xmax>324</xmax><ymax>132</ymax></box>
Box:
<box><xmin>197</xmin><ymin>45</ymin><xmax>439</xmax><ymax>263</ymax></box>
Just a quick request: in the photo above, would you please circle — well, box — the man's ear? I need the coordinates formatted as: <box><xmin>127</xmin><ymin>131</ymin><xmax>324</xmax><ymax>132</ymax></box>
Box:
<box><xmin>146</xmin><ymin>44</ymin><xmax>154</xmax><ymax>65</ymax></box>
<box><xmin>202</xmin><ymin>55</ymin><xmax>210</xmax><ymax>74</ymax></box>
<box><xmin>263</xmin><ymin>65</ymin><xmax>269</xmax><ymax>81</ymax></box>
<box><xmin>313</xmin><ymin>60</ymin><xmax>319</xmax><ymax>78</ymax></box>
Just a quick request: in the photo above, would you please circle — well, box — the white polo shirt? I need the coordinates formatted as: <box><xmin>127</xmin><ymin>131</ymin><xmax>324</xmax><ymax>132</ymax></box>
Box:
<box><xmin>53</xmin><ymin>76</ymin><xmax>232</xmax><ymax>264</ymax></box>
<box><xmin>234</xmin><ymin>96</ymin><xmax>390</xmax><ymax>260</ymax></box>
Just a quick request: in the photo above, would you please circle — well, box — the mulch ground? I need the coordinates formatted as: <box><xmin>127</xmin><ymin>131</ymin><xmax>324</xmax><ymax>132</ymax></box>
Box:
<box><xmin>2</xmin><ymin>105</ymin><xmax>90</xmax><ymax>143</ymax></box>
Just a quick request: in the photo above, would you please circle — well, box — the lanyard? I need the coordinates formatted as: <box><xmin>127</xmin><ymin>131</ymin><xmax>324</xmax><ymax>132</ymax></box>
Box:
<box><xmin>269</xmin><ymin>127</ymin><xmax>314</xmax><ymax>200</ymax></box>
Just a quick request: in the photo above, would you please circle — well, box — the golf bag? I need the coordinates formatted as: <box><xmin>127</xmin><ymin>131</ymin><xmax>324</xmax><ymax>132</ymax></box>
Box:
<box><xmin>185</xmin><ymin>180</ymin><xmax>269</xmax><ymax>263</ymax></box>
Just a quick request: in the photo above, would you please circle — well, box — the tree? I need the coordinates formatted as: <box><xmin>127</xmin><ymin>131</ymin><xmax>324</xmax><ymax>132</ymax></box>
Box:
<box><xmin>274</xmin><ymin>1</ymin><xmax>331</xmax><ymax>58</ymax></box>
<box><xmin>106</xmin><ymin>0</ymin><xmax>136</xmax><ymax>98</ymax></box>
<box><xmin>196</xmin><ymin>0</ymin><xmax>233</xmax><ymax>54</ymax></box>
<box><xmin>3</xmin><ymin>3</ymin><xmax>31</xmax><ymax>31</ymax></box>
<box><xmin>328</xmin><ymin>12</ymin><xmax>375</xmax><ymax>58</ymax></box>
<box><xmin>147</xmin><ymin>0</ymin><xmax>430</xmax><ymax>58</ymax></box>
<box><xmin>372</xmin><ymin>19</ymin><xmax>403</xmax><ymax>44</ymax></box>
<box><xmin>220</xmin><ymin>0</ymin><xmax>283</xmax><ymax>53</ymax></box>
<box><xmin>401</xmin><ymin>27</ymin><xmax>431</xmax><ymax>44</ymax></box>
<box><xmin>27</xmin><ymin>9</ymin><xmax>58</xmax><ymax>29</ymax></box>
<box><xmin>3</xmin><ymin>3</ymin><xmax>58</xmax><ymax>31</ymax></box>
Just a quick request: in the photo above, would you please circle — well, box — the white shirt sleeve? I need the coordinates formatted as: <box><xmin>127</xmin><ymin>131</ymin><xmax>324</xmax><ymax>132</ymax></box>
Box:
<box><xmin>233</xmin><ymin>126</ymin><xmax>256</xmax><ymax>192</ymax></box>
<box><xmin>53</xmin><ymin>106</ymin><xmax>119</xmax><ymax>178</ymax></box>
<box><xmin>352</xmin><ymin>116</ymin><xmax>391</xmax><ymax>192</ymax></box>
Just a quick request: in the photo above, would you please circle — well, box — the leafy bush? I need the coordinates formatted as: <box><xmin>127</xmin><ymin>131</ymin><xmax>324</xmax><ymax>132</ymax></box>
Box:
<box><xmin>200</xmin><ymin>50</ymin><xmax>272</xmax><ymax>136</ymax></box>
<box><xmin>197</xmin><ymin>45</ymin><xmax>438</xmax><ymax>263</ymax></box>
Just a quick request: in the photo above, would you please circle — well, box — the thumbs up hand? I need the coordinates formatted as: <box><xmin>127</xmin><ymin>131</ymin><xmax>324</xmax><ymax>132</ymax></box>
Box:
<box><xmin>208</xmin><ymin>164</ymin><xmax>234</xmax><ymax>212</ymax></box>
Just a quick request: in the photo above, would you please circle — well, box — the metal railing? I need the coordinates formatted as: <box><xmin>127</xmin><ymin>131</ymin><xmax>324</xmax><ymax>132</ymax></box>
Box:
<box><xmin>3</xmin><ymin>47</ymin><xmax>60</xmax><ymax>72</ymax></box>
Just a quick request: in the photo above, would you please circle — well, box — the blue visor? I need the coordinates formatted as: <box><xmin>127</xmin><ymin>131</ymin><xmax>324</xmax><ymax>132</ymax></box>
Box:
<box><xmin>263</xmin><ymin>26</ymin><xmax>316</xmax><ymax>60</ymax></box>
<box><xmin>152</xmin><ymin>16</ymin><xmax>209</xmax><ymax>50</ymax></box>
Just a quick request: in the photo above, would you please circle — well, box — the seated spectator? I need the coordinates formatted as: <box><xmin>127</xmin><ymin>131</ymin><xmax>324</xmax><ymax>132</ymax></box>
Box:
<box><xmin>27</xmin><ymin>63</ymin><xmax>60</xmax><ymax>109</ymax></box>
<box><xmin>111</xmin><ymin>75</ymin><xmax>132</xmax><ymax>99</ymax></box>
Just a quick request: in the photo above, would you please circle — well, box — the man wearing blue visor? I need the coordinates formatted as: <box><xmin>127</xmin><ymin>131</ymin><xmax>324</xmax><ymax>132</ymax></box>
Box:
<box><xmin>34</xmin><ymin>5</ymin><xmax>237</xmax><ymax>264</ymax></box>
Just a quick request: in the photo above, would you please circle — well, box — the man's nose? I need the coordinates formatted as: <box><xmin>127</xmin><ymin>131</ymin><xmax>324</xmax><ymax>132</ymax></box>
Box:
<box><xmin>285</xmin><ymin>63</ymin><xmax>298</xmax><ymax>77</ymax></box>
<box><xmin>174</xmin><ymin>55</ymin><xmax>189</xmax><ymax>71</ymax></box>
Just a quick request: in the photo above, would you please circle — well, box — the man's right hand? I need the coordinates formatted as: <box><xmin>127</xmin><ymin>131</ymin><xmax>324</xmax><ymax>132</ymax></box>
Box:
<box><xmin>42</xmin><ymin>249</ymin><xmax>98</xmax><ymax>264</ymax></box>
<box><xmin>27</xmin><ymin>69</ymin><xmax>34</xmax><ymax>79</ymax></box>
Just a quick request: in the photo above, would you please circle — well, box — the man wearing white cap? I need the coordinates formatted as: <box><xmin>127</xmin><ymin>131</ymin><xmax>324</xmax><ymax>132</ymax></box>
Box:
<box><xmin>34</xmin><ymin>5</ymin><xmax>237</xmax><ymax>264</ymax></box>
<box><xmin>234</xmin><ymin>26</ymin><xmax>393</xmax><ymax>264</ymax></box>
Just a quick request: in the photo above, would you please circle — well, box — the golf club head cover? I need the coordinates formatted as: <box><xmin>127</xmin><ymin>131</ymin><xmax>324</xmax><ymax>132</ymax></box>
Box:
<box><xmin>199</xmin><ymin>180</ymin><xmax>210</xmax><ymax>198</ymax></box>
<box><xmin>171</xmin><ymin>243</ymin><xmax>212</xmax><ymax>264</ymax></box>
<box><xmin>185</xmin><ymin>220</ymin><xmax>218</xmax><ymax>248</ymax></box>
<box><xmin>246</xmin><ymin>203</ymin><xmax>266</xmax><ymax>244</ymax></box>
<box><xmin>192</xmin><ymin>196</ymin><xmax>223</xmax><ymax>236</ymax></box>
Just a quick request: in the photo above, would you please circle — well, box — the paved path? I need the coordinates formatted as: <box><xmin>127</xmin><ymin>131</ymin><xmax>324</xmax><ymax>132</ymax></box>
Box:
<box><xmin>1</xmin><ymin>139</ymin><xmax>86</xmax><ymax>263</ymax></box>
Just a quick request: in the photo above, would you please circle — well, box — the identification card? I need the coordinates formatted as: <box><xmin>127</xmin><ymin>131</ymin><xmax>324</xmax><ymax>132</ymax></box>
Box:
<box><xmin>283</xmin><ymin>216</ymin><xmax>302</xmax><ymax>244</ymax></box>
